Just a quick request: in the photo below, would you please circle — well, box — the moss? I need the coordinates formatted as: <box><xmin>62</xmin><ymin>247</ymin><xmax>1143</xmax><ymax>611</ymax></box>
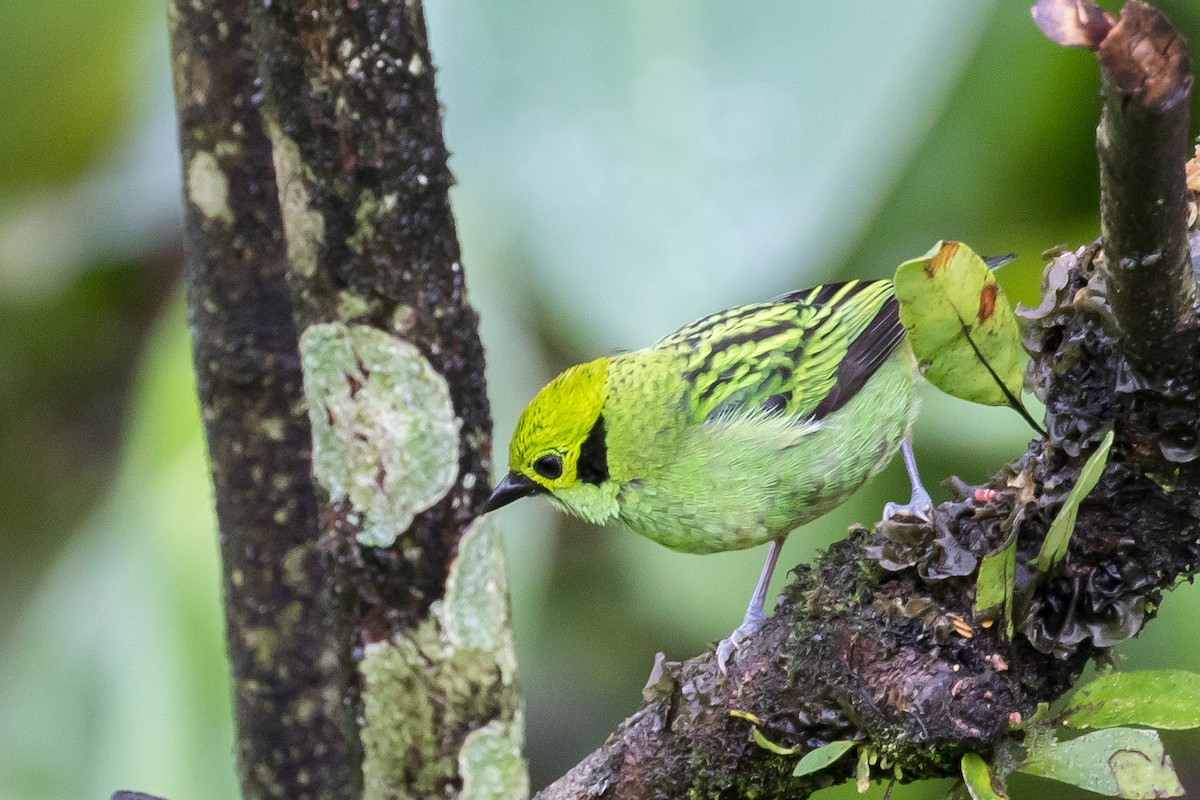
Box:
<box><xmin>359</xmin><ymin>517</ymin><xmax>525</xmax><ymax>799</ymax></box>
<box><xmin>338</xmin><ymin>290</ymin><xmax>372</xmax><ymax>321</ymax></box>
<box><xmin>299</xmin><ymin>322</ymin><xmax>460</xmax><ymax>547</ymax></box>
<box><xmin>459</xmin><ymin>718</ymin><xmax>529</xmax><ymax>800</ymax></box>
<box><xmin>349</xmin><ymin>189</ymin><xmax>401</xmax><ymax>256</ymax></box>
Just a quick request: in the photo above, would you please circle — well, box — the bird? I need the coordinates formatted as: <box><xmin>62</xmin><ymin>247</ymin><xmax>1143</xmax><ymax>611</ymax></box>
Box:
<box><xmin>481</xmin><ymin>279</ymin><xmax>930</xmax><ymax>673</ymax></box>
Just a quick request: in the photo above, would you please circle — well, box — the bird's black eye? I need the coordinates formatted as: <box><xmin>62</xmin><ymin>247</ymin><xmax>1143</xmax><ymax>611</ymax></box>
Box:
<box><xmin>534</xmin><ymin>454</ymin><xmax>563</xmax><ymax>480</ymax></box>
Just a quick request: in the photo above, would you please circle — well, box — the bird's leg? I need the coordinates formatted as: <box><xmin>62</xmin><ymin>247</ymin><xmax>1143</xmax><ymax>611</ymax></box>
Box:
<box><xmin>716</xmin><ymin>536</ymin><xmax>784</xmax><ymax>675</ymax></box>
<box><xmin>883</xmin><ymin>435</ymin><xmax>933</xmax><ymax>523</ymax></box>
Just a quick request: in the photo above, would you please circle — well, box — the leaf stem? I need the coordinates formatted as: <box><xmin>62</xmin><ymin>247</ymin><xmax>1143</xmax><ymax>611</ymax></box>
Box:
<box><xmin>959</xmin><ymin>319</ymin><xmax>1047</xmax><ymax>436</ymax></box>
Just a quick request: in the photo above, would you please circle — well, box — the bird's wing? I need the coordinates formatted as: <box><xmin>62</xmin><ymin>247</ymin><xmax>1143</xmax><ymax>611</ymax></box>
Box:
<box><xmin>656</xmin><ymin>280</ymin><xmax>904</xmax><ymax>425</ymax></box>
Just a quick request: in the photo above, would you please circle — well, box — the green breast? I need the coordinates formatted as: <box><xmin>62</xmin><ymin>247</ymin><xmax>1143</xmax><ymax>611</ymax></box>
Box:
<box><xmin>607</xmin><ymin>348</ymin><xmax>917</xmax><ymax>554</ymax></box>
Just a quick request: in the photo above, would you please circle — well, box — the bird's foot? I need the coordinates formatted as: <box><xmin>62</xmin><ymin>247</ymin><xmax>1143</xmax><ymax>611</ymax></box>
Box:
<box><xmin>888</xmin><ymin>436</ymin><xmax>934</xmax><ymax>524</ymax></box>
<box><xmin>716</xmin><ymin>609</ymin><xmax>765</xmax><ymax>676</ymax></box>
<box><xmin>883</xmin><ymin>486</ymin><xmax>934</xmax><ymax>525</ymax></box>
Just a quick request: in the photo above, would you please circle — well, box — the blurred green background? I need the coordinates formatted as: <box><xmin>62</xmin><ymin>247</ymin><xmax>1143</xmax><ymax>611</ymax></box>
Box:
<box><xmin>1</xmin><ymin>1</ymin><xmax>1198</xmax><ymax>798</ymax></box>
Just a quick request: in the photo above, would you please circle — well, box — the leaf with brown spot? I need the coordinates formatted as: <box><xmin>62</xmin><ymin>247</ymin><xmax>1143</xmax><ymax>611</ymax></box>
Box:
<box><xmin>977</xmin><ymin>283</ymin><xmax>998</xmax><ymax>323</ymax></box>
<box><xmin>924</xmin><ymin>240</ymin><xmax>958</xmax><ymax>277</ymax></box>
<box><xmin>894</xmin><ymin>241</ymin><xmax>1033</xmax><ymax>424</ymax></box>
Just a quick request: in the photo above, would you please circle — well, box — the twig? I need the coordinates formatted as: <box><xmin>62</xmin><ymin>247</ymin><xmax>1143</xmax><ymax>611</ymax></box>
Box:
<box><xmin>1036</xmin><ymin>0</ymin><xmax>1197</xmax><ymax>371</ymax></box>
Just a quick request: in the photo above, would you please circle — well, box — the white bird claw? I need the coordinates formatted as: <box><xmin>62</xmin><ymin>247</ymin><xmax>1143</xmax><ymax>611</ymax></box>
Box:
<box><xmin>883</xmin><ymin>490</ymin><xmax>934</xmax><ymax>524</ymax></box>
<box><xmin>716</xmin><ymin>614</ymin><xmax>762</xmax><ymax>675</ymax></box>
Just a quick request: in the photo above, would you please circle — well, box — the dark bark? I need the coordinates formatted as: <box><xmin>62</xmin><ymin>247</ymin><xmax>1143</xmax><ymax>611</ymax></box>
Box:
<box><xmin>1096</xmin><ymin>1</ymin><xmax>1198</xmax><ymax>373</ymax></box>
<box><xmin>538</xmin><ymin>2</ymin><xmax>1200</xmax><ymax>797</ymax></box>
<box><xmin>169</xmin><ymin>3</ymin><xmax>356</xmax><ymax>798</ymax></box>
<box><xmin>246</xmin><ymin>0</ymin><xmax>493</xmax><ymax>636</ymax></box>
<box><xmin>171</xmin><ymin>0</ymin><xmax>521</xmax><ymax>798</ymax></box>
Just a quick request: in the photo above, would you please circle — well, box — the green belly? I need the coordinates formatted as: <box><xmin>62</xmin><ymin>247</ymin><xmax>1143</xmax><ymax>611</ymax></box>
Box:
<box><xmin>615</xmin><ymin>349</ymin><xmax>917</xmax><ymax>554</ymax></box>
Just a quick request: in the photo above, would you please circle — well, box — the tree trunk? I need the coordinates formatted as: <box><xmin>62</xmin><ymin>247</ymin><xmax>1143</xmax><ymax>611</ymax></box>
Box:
<box><xmin>170</xmin><ymin>0</ymin><xmax>525</xmax><ymax>797</ymax></box>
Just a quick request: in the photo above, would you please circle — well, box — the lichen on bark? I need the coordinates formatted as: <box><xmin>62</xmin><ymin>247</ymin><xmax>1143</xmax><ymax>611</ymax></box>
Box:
<box><xmin>170</xmin><ymin>0</ymin><xmax>521</xmax><ymax>796</ymax></box>
<box><xmin>359</xmin><ymin>517</ymin><xmax>524</xmax><ymax>799</ymax></box>
<box><xmin>299</xmin><ymin>322</ymin><xmax>461</xmax><ymax>548</ymax></box>
<box><xmin>244</xmin><ymin>0</ymin><xmax>522</xmax><ymax>796</ymax></box>
<box><xmin>266</xmin><ymin>121</ymin><xmax>326</xmax><ymax>280</ymax></box>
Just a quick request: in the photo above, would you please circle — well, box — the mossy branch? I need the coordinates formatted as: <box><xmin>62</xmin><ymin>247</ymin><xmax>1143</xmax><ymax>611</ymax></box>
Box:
<box><xmin>537</xmin><ymin>3</ymin><xmax>1200</xmax><ymax>797</ymax></box>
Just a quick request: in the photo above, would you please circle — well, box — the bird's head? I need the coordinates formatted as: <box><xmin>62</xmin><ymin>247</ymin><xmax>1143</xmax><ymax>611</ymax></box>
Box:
<box><xmin>482</xmin><ymin>357</ymin><xmax>620</xmax><ymax>524</ymax></box>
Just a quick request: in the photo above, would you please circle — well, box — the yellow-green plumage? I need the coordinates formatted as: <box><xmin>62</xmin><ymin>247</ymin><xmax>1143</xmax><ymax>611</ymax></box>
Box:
<box><xmin>489</xmin><ymin>280</ymin><xmax>919</xmax><ymax>556</ymax></box>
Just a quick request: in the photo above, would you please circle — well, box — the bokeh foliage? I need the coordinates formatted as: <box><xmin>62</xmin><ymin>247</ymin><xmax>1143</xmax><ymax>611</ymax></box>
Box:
<box><xmin>0</xmin><ymin>1</ymin><xmax>1198</xmax><ymax>798</ymax></box>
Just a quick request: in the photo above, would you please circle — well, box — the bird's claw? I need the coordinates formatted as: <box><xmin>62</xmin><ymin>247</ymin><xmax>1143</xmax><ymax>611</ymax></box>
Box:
<box><xmin>883</xmin><ymin>501</ymin><xmax>933</xmax><ymax>524</ymax></box>
<box><xmin>716</xmin><ymin>612</ymin><xmax>763</xmax><ymax>676</ymax></box>
<box><xmin>883</xmin><ymin>488</ymin><xmax>934</xmax><ymax>525</ymax></box>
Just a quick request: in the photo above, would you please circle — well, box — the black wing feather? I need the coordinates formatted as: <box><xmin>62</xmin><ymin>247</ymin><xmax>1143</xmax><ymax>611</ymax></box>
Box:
<box><xmin>810</xmin><ymin>295</ymin><xmax>904</xmax><ymax>420</ymax></box>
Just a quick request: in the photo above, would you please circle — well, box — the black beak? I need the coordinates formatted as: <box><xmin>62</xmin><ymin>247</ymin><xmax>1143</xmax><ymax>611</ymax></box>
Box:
<box><xmin>480</xmin><ymin>472</ymin><xmax>544</xmax><ymax>513</ymax></box>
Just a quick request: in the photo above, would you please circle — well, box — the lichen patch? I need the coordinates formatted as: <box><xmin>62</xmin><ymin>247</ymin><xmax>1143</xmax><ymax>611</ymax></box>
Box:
<box><xmin>444</xmin><ymin>516</ymin><xmax>518</xmax><ymax>681</ymax></box>
<box><xmin>357</xmin><ymin>518</ymin><xmax>524</xmax><ymax>798</ymax></box>
<box><xmin>348</xmin><ymin>189</ymin><xmax>400</xmax><ymax>255</ymax></box>
<box><xmin>267</xmin><ymin>120</ymin><xmax>326</xmax><ymax>278</ymax></box>
<box><xmin>459</xmin><ymin>718</ymin><xmax>528</xmax><ymax>800</ymax></box>
<box><xmin>337</xmin><ymin>290</ymin><xmax>371</xmax><ymax>321</ymax></box>
<box><xmin>299</xmin><ymin>323</ymin><xmax>460</xmax><ymax>547</ymax></box>
<box><xmin>187</xmin><ymin>150</ymin><xmax>232</xmax><ymax>223</ymax></box>
<box><xmin>359</xmin><ymin>628</ymin><xmax>523</xmax><ymax>800</ymax></box>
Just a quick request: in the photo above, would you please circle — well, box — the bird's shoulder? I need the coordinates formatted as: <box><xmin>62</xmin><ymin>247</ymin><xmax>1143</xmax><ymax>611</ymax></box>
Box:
<box><xmin>649</xmin><ymin>280</ymin><xmax>904</xmax><ymax>425</ymax></box>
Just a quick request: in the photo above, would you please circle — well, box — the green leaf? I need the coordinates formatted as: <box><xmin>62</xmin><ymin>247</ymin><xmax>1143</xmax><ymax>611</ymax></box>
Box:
<box><xmin>975</xmin><ymin>531</ymin><xmax>1018</xmax><ymax>638</ymax></box>
<box><xmin>792</xmin><ymin>740</ymin><xmax>857</xmax><ymax>777</ymax></box>
<box><xmin>961</xmin><ymin>752</ymin><xmax>1009</xmax><ymax>800</ymax></box>
<box><xmin>1063</xmin><ymin>670</ymin><xmax>1200</xmax><ymax>731</ymax></box>
<box><xmin>855</xmin><ymin>746</ymin><xmax>870</xmax><ymax>793</ymax></box>
<box><xmin>750</xmin><ymin>726</ymin><xmax>801</xmax><ymax>756</ymax></box>
<box><xmin>1033</xmin><ymin>429</ymin><xmax>1113</xmax><ymax>573</ymax></box>
<box><xmin>1018</xmin><ymin>728</ymin><xmax>1183</xmax><ymax>799</ymax></box>
<box><xmin>893</xmin><ymin>240</ymin><xmax>1025</xmax><ymax>408</ymax></box>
